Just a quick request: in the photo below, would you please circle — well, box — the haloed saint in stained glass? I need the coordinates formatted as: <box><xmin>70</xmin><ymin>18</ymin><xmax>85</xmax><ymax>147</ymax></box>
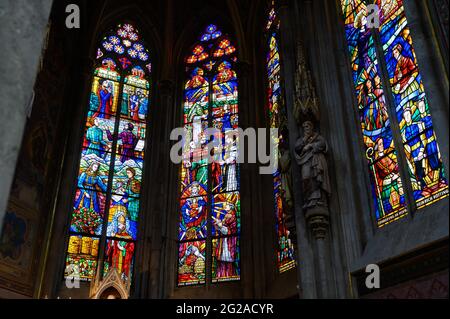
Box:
<box><xmin>64</xmin><ymin>23</ymin><xmax>151</xmax><ymax>284</ymax></box>
<box><xmin>266</xmin><ymin>4</ymin><xmax>296</xmax><ymax>273</ymax></box>
<box><xmin>339</xmin><ymin>0</ymin><xmax>448</xmax><ymax>227</ymax></box>
<box><xmin>178</xmin><ymin>24</ymin><xmax>241</xmax><ymax>286</ymax></box>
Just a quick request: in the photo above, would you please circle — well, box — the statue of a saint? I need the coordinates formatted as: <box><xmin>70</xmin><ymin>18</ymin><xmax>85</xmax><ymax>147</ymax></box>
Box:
<box><xmin>294</xmin><ymin>121</ymin><xmax>331</xmax><ymax>211</ymax></box>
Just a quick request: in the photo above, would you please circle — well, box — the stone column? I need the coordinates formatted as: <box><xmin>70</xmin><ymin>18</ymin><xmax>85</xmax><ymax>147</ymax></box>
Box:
<box><xmin>154</xmin><ymin>79</ymin><xmax>175</xmax><ymax>298</ymax></box>
<box><xmin>277</xmin><ymin>0</ymin><xmax>319</xmax><ymax>298</ymax></box>
<box><xmin>235</xmin><ymin>60</ymin><xmax>261</xmax><ymax>298</ymax></box>
<box><xmin>0</xmin><ymin>0</ymin><xmax>53</xmax><ymax>227</ymax></box>
<box><xmin>306</xmin><ymin>206</ymin><xmax>331</xmax><ymax>298</ymax></box>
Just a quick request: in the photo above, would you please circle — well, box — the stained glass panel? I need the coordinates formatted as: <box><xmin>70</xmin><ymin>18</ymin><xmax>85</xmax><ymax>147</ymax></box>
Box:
<box><xmin>212</xmin><ymin>236</ymin><xmax>240</xmax><ymax>283</ymax></box>
<box><xmin>212</xmin><ymin>164</ymin><xmax>240</xmax><ymax>194</ymax></box>
<box><xmin>178</xmin><ymin>24</ymin><xmax>240</xmax><ymax>285</ymax></box>
<box><xmin>77</xmin><ymin>152</ymin><xmax>110</xmax><ymax>192</ymax></box>
<box><xmin>178</xmin><ymin>241</ymin><xmax>206</xmax><ymax>286</ymax></box>
<box><xmin>179</xmin><ymin>196</ymin><xmax>208</xmax><ymax>241</ymax></box>
<box><xmin>340</xmin><ymin>0</ymin><xmax>448</xmax><ymax>226</ymax></box>
<box><xmin>211</xmin><ymin>192</ymin><xmax>241</xmax><ymax>237</ymax></box>
<box><xmin>88</xmin><ymin>75</ymin><xmax>120</xmax><ymax>118</ymax></box>
<box><xmin>112</xmin><ymin>158</ymin><xmax>143</xmax><ymax>195</ymax></box>
<box><xmin>65</xmin><ymin>23</ymin><xmax>151</xmax><ymax>285</ymax></box>
<box><xmin>115</xmin><ymin>119</ymin><xmax>146</xmax><ymax>160</ymax></box>
<box><xmin>71</xmin><ymin>189</ymin><xmax>106</xmax><ymax>235</ymax></box>
<box><xmin>266</xmin><ymin>6</ymin><xmax>297</xmax><ymax>273</ymax></box>
<box><xmin>103</xmin><ymin>239</ymin><xmax>135</xmax><ymax>282</ymax></box>
<box><xmin>121</xmin><ymin>84</ymin><xmax>149</xmax><ymax>121</ymax></box>
<box><xmin>340</xmin><ymin>0</ymin><xmax>408</xmax><ymax>227</ymax></box>
<box><xmin>107</xmin><ymin>199</ymin><xmax>139</xmax><ymax>240</ymax></box>
<box><xmin>180</xmin><ymin>162</ymin><xmax>209</xmax><ymax>198</ymax></box>
<box><xmin>82</xmin><ymin>114</ymin><xmax>116</xmax><ymax>155</ymax></box>
<box><xmin>375</xmin><ymin>0</ymin><xmax>449</xmax><ymax>208</ymax></box>
<box><xmin>65</xmin><ymin>235</ymin><xmax>99</xmax><ymax>281</ymax></box>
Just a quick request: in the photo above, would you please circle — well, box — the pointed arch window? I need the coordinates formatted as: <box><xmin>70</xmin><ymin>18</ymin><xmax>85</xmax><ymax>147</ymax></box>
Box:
<box><xmin>339</xmin><ymin>0</ymin><xmax>448</xmax><ymax>227</ymax></box>
<box><xmin>178</xmin><ymin>24</ymin><xmax>241</xmax><ymax>286</ymax></box>
<box><xmin>64</xmin><ymin>23</ymin><xmax>151</xmax><ymax>284</ymax></box>
<box><xmin>265</xmin><ymin>3</ymin><xmax>297</xmax><ymax>273</ymax></box>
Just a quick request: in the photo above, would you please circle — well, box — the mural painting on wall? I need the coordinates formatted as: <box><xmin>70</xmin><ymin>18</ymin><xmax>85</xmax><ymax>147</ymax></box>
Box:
<box><xmin>0</xmin><ymin>200</ymin><xmax>39</xmax><ymax>296</ymax></box>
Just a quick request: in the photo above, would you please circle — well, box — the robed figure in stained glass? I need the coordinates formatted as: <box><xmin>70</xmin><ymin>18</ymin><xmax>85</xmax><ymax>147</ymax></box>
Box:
<box><xmin>362</xmin><ymin>78</ymin><xmax>389</xmax><ymax>131</ymax></box>
<box><xmin>107</xmin><ymin>123</ymin><xmax>138</xmax><ymax>162</ymax></box>
<box><xmin>75</xmin><ymin>162</ymin><xmax>108</xmax><ymax>214</ymax></box>
<box><xmin>105</xmin><ymin>240</ymin><xmax>135</xmax><ymax>281</ymax></box>
<box><xmin>129</xmin><ymin>92</ymin><xmax>141</xmax><ymax>121</ymax></box>
<box><xmin>123</xmin><ymin>168</ymin><xmax>140</xmax><ymax>221</ymax></box>
<box><xmin>353</xmin><ymin>7</ymin><xmax>372</xmax><ymax>81</ymax></box>
<box><xmin>212</xmin><ymin>202</ymin><xmax>238</xmax><ymax>279</ymax></box>
<box><xmin>85</xmin><ymin>118</ymin><xmax>110</xmax><ymax>157</ymax></box>
<box><xmin>373</xmin><ymin>138</ymin><xmax>404</xmax><ymax>214</ymax></box>
<box><xmin>108</xmin><ymin>210</ymin><xmax>132</xmax><ymax>239</ymax></box>
<box><xmin>223</xmin><ymin>135</ymin><xmax>238</xmax><ymax>192</ymax></box>
<box><xmin>392</xmin><ymin>44</ymin><xmax>421</xmax><ymax>113</ymax></box>
<box><xmin>416</xmin><ymin>100</ymin><xmax>445</xmax><ymax>187</ymax></box>
<box><xmin>94</xmin><ymin>79</ymin><xmax>114</xmax><ymax>118</ymax></box>
<box><xmin>180</xmin><ymin>183</ymin><xmax>207</xmax><ymax>240</ymax></box>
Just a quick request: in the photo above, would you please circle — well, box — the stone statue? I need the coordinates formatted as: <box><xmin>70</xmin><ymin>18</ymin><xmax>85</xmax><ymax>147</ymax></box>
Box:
<box><xmin>294</xmin><ymin>121</ymin><xmax>331</xmax><ymax>211</ymax></box>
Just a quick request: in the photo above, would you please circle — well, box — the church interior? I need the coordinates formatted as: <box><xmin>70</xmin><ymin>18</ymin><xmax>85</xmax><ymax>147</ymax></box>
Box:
<box><xmin>0</xmin><ymin>0</ymin><xmax>448</xmax><ymax>299</ymax></box>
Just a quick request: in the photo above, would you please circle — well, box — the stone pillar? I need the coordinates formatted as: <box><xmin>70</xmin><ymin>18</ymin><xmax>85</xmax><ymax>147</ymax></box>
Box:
<box><xmin>236</xmin><ymin>60</ymin><xmax>265</xmax><ymax>298</ymax></box>
<box><xmin>154</xmin><ymin>79</ymin><xmax>175</xmax><ymax>298</ymax></box>
<box><xmin>306</xmin><ymin>207</ymin><xmax>331</xmax><ymax>298</ymax></box>
<box><xmin>0</xmin><ymin>0</ymin><xmax>53</xmax><ymax>227</ymax></box>
<box><xmin>276</xmin><ymin>0</ymin><xmax>307</xmax><ymax>298</ymax></box>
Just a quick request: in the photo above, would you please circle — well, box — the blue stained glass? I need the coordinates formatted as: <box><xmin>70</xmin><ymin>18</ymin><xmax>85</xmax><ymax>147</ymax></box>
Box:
<box><xmin>375</xmin><ymin>0</ymin><xmax>448</xmax><ymax>208</ymax></box>
<box><xmin>65</xmin><ymin>22</ymin><xmax>151</xmax><ymax>285</ymax></box>
<box><xmin>266</xmin><ymin>8</ymin><xmax>297</xmax><ymax>273</ymax></box>
<box><xmin>340</xmin><ymin>0</ymin><xmax>408</xmax><ymax>226</ymax></box>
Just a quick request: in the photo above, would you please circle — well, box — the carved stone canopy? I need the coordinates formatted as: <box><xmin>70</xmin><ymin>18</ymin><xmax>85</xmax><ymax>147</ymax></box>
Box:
<box><xmin>89</xmin><ymin>267</ymin><xmax>131</xmax><ymax>299</ymax></box>
<box><xmin>293</xmin><ymin>41</ymin><xmax>320</xmax><ymax>124</ymax></box>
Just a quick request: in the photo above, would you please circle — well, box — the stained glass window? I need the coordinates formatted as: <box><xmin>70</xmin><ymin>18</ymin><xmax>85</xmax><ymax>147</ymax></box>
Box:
<box><xmin>340</xmin><ymin>0</ymin><xmax>448</xmax><ymax>227</ymax></box>
<box><xmin>65</xmin><ymin>23</ymin><xmax>151</xmax><ymax>285</ymax></box>
<box><xmin>178</xmin><ymin>24</ymin><xmax>241</xmax><ymax>286</ymax></box>
<box><xmin>265</xmin><ymin>4</ymin><xmax>296</xmax><ymax>273</ymax></box>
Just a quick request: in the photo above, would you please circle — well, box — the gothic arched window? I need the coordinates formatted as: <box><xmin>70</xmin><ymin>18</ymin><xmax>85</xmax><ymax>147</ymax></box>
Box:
<box><xmin>265</xmin><ymin>4</ymin><xmax>297</xmax><ymax>273</ymax></box>
<box><xmin>64</xmin><ymin>23</ymin><xmax>151</xmax><ymax>284</ymax></box>
<box><xmin>340</xmin><ymin>0</ymin><xmax>448</xmax><ymax>227</ymax></box>
<box><xmin>178</xmin><ymin>24</ymin><xmax>241</xmax><ymax>286</ymax></box>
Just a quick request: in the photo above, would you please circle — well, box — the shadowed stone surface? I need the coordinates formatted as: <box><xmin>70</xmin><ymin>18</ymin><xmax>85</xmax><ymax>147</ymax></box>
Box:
<box><xmin>0</xmin><ymin>0</ymin><xmax>53</xmax><ymax>226</ymax></box>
